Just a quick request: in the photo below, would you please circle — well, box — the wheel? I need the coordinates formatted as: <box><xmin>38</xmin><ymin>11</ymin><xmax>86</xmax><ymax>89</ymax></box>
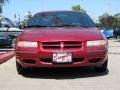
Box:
<box><xmin>117</xmin><ymin>35</ymin><xmax>120</xmax><ymax>39</ymax></box>
<box><xmin>95</xmin><ymin>58</ymin><xmax>108</xmax><ymax>72</ymax></box>
<box><xmin>113</xmin><ymin>34</ymin><xmax>118</xmax><ymax>39</ymax></box>
<box><xmin>107</xmin><ymin>37</ymin><xmax>110</xmax><ymax>39</ymax></box>
<box><xmin>16</xmin><ymin>61</ymin><xmax>27</xmax><ymax>75</ymax></box>
<box><xmin>115</xmin><ymin>35</ymin><xmax>118</xmax><ymax>39</ymax></box>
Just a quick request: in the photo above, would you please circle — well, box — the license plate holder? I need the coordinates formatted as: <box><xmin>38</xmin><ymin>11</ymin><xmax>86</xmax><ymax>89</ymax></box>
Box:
<box><xmin>53</xmin><ymin>52</ymin><xmax>72</xmax><ymax>64</ymax></box>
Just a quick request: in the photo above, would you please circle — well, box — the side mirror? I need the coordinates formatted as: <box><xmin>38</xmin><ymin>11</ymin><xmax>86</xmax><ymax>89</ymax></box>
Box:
<box><xmin>96</xmin><ymin>24</ymin><xmax>103</xmax><ymax>28</ymax></box>
<box><xmin>19</xmin><ymin>25</ymin><xmax>26</xmax><ymax>29</ymax></box>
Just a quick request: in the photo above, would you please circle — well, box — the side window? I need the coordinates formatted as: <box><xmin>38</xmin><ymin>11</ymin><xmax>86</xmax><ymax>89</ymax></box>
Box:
<box><xmin>0</xmin><ymin>19</ymin><xmax>11</xmax><ymax>28</ymax></box>
<box><xmin>0</xmin><ymin>18</ymin><xmax>11</xmax><ymax>31</ymax></box>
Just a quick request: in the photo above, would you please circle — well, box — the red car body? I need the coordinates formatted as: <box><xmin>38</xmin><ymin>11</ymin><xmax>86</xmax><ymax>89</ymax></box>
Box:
<box><xmin>15</xmin><ymin>11</ymin><xmax>108</xmax><ymax>74</ymax></box>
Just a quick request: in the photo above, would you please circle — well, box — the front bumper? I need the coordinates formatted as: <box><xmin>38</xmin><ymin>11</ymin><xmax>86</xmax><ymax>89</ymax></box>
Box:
<box><xmin>16</xmin><ymin>49</ymin><xmax>108</xmax><ymax>68</ymax></box>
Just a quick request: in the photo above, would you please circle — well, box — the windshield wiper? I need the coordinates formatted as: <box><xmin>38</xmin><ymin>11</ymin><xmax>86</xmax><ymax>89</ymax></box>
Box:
<box><xmin>26</xmin><ymin>23</ymin><xmax>89</xmax><ymax>28</ymax></box>
<box><xmin>26</xmin><ymin>25</ymin><xmax>50</xmax><ymax>28</ymax></box>
<box><xmin>58</xmin><ymin>23</ymin><xmax>88</xmax><ymax>27</ymax></box>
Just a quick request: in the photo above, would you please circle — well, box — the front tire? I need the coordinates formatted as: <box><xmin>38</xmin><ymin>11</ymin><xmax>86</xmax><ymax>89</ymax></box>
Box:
<box><xmin>114</xmin><ymin>34</ymin><xmax>118</xmax><ymax>39</ymax></box>
<box><xmin>117</xmin><ymin>35</ymin><xmax>120</xmax><ymax>39</ymax></box>
<box><xmin>95</xmin><ymin>58</ymin><xmax>108</xmax><ymax>72</ymax></box>
<box><xmin>16</xmin><ymin>61</ymin><xmax>27</xmax><ymax>75</ymax></box>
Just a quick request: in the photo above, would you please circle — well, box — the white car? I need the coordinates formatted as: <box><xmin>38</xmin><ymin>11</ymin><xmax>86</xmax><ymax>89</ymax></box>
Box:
<box><xmin>0</xmin><ymin>16</ymin><xmax>23</xmax><ymax>47</ymax></box>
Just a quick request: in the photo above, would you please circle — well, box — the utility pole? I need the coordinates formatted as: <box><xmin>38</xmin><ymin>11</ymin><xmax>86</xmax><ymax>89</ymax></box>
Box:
<box><xmin>18</xmin><ymin>14</ymin><xmax>20</xmax><ymax>22</ymax></box>
<box><xmin>42</xmin><ymin>0</ymin><xmax>45</xmax><ymax>11</ymax></box>
<box><xmin>108</xmin><ymin>0</ymin><xmax>112</xmax><ymax>14</ymax></box>
<box><xmin>0</xmin><ymin>4</ymin><xmax>2</xmax><ymax>16</ymax></box>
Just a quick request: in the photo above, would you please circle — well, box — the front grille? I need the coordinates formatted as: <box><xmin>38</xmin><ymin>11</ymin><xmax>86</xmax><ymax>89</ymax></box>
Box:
<box><xmin>40</xmin><ymin>58</ymin><xmax>85</xmax><ymax>63</ymax></box>
<box><xmin>42</xmin><ymin>41</ymin><xmax>82</xmax><ymax>50</ymax></box>
<box><xmin>64</xmin><ymin>41</ymin><xmax>82</xmax><ymax>49</ymax></box>
<box><xmin>42</xmin><ymin>42</ymin><xmax>60</xmax><ymax>49</ymax></box>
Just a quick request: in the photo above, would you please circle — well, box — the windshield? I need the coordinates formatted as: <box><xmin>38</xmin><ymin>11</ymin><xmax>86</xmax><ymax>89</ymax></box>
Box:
<box><xmin>5</xmin><ymin>18</ymin><xmax>16</xmax><ymax>27</ymax></box>
<box><xmin>27</xmin><ymin>11</ymin><xmax>96</xmax><ymax>27</ymax></box>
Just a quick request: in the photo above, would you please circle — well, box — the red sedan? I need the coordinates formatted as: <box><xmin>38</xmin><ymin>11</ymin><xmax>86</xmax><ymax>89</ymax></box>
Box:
<box><xmin>15</xmin><ymin>11</ymin><xmax>108</xmax><ymax>74</ymax></box>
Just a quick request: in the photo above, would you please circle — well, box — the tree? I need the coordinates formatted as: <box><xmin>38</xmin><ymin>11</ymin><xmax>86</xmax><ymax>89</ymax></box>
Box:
<box><xmin>114</xmin><ymin>13</ymin><xmax>120</xmax><ymax>29</ymax></box>
<box><xmin>71</xmin><ymin>5</ymin><xmax>86</xmax><ymax>13</ymax></box>
<box><xmin>0</xmin><ymin>0</ymin><xmax>9</xmax><ymax>13</ymax></box>
<box><xmin>0</xmin><ymin>0</ymin><xmax>8</xmax><ymax>4</ymax></box>
<box><xmin>99</xmin><ymin>13</ymin><xmax>117</xmax><ymax>29</ymax></box>
<box><xmin>21</xmin><ymin>11</ymin><xmax>32</xmax><ymax>28</ymax></box>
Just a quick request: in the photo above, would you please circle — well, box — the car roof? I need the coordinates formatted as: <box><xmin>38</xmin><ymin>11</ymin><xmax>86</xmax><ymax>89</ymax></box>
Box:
<box><xmin>35</xmin><ymin>10</ymin><xmax>86</xmax><ymax>15</ymax></box>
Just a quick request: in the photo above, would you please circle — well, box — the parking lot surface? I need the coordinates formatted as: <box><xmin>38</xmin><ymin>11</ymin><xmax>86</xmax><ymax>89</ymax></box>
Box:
<box><xmin>0</xmin><ymin>39</ymin><xmax>120</xmax><ymax>90</ymax></box>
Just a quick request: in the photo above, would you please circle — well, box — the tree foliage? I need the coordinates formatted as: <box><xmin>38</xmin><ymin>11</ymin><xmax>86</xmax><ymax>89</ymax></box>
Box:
<box><xmin>0</xmin><ymin>0</ymin><xmax>8</xmax><ymax>4</ymax></box>
<box><xmin>72</xmin><ymin>5</ymin><xmax>86</xmax><ymax>13</ymax></box>
<box><xmin>114</xmin><ymin>13</ymin><xmax>120</xmax><ymax>29</ymax></box>
<box><xmin>0</xmin><ymin>0</ymin><xmax>9</xmax><ymax>13</ymax></box>
<box><xmin>99</xmin><ymin>13</ymin><xmax>117</xmax><ymax>29</ymax></box>
<box><xmin>21</xmin><ymin>11</ymin><xmax>32</xmax><ymax>27</ymax></box>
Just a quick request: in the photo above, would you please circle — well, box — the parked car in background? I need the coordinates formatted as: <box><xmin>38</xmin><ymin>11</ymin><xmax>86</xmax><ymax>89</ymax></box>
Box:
<box><xmin>102</xmin><ymin>29</ymin><xmax>113</xmax><ymax>39</ymax></box>
<box><xmin>0</xmin><ymin>16</ymin><xmax>23</xmax><ymax>47</ymax></box>
<box><xmin>113</xmin><ymin>29</ymin><xmax>120</xmax><ymax>39</ymax></box>
<box><xmin>15</xmin><ymin>11</ymin><xmax>108</xmax><ymax>74</ymax></box>
<box><xmin>0</xmin><ymin>34</ymin><xmax>12</xmax><ymax>47</ymax></box>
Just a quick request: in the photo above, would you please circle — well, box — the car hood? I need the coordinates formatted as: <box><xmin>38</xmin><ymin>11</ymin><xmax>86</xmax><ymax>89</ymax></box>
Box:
<box><xmin>21</xmin><ymin>27</ymin><xmax>103</xmax><ymax>42</ymax></box>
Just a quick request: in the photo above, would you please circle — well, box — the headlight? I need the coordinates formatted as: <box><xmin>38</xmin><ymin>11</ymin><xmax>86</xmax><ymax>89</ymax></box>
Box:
<box><xmin>17</xmin><ymin>41</ymin><xmax>38</xmax><ymax>48</ymax></box>
<box><xmin>87</xmin><ymin>40</ymin><xmax>107</xmax><ymax>46</ymax></box>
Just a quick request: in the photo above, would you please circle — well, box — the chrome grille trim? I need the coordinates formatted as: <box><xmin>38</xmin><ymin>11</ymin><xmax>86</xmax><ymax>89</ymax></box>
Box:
<box><xmin>42</xmin><ymin>41</ymin><xmax>82</xmax><ymax>50</ymax></box>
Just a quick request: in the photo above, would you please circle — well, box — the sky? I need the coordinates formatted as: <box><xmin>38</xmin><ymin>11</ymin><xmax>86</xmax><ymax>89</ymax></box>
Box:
<box><xmin>2</xmin><ymin>0</ymin><xmax>120</xmax><ymax>21</ymax></box>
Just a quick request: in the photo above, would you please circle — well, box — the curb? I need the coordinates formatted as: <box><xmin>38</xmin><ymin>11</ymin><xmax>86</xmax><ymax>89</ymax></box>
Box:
<box><xmin>0</xmin><ymin>51</ymin><xmax>15</xmax><ymax>64</ymax></box>
<box><xmin>108</xmin><ymin>52</ymin><xmax>120</xmax><ymax>55</ymax></box>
